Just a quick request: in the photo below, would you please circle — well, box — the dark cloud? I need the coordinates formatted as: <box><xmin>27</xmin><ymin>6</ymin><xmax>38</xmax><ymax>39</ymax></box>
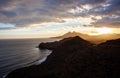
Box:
<box><xmin>105</xmin><ymin>0</ymin><xmax>120</xmax><ymax>14</ymax></box>
<box><xmin>0</xmin><ymin>0</ymin><xmax>12</xmax><ymax>7</ymax></box>
<box><xmin>92</xmin><ymin>0</ymin><xmax>120</xmax><ymax>27</ymax></box>
<box><xmin>82</xmin><ymin>0</ymin><xmax>107</xmax><ymax>5</ymax></box>
<box><xmin>92</xmin><ymin>16</ymin><xmax>120</xmax><ymax>27</ymax></box>
<box><xmin>0</xmin><ymin>0</ymin><xmax>120</xmax><ymax>29</ymax></box>
<box><xmin>0</xmin><ymin>10</ymin><xmax>16</xmax><ymax>17</ymax></box>
<box><xmin>88</xmin><ymin>0</ymin><xmax>120</xmax><ymax>16</ymax></box>
<box><xmin>0</xmin><ymin>0</ymin><xmax>78</xmax><ymax>27</ymax></box>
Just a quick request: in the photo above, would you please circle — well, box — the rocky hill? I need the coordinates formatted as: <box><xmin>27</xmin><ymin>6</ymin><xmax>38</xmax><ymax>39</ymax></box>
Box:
<box><xmin>39</xmin><ymin>36</ymin><xmax>92</xmax><ymax>50</ymax></box>
<box><xmin>6</xmin><ymin>36</ymin><xmax>120</xmax><ymax>78</ymax></box>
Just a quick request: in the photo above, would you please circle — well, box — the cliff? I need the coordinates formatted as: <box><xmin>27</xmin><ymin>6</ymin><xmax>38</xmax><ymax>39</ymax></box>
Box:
<box><xmin>6</xmin><ymin>36</ymin><xmax>120</xmax><ymax>78</ymax></box>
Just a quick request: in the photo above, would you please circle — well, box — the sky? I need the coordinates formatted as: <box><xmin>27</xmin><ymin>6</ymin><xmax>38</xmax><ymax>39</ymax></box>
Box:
<box><xmin>0</xmin><ymin>0</ymin><xmax>120</xmax><ymax>39</ymax></box>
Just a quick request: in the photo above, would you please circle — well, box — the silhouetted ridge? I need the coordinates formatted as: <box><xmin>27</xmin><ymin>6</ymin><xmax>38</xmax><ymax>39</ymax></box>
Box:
<box><xmin>53</xmin><ymin>31</ymin><xmax>120</xmax><ymax>44</ymax></box>
<box><xmin>6</xmin><ymin>37</ymin><xmax>120</xmax><ymax>78</ymax></box>
<box><xmin>54</xmin><ymin>31</ymin><xmax>89</xmax><ymax>40</ymax></box>
<box><xmin>100</xmin><ymin>38</ymin><xmax>120</xmax><ymax>46</ymax></box>
<box><xmin>39</xmin><ymin>36</ymin><xmax>92</xmax><ymax>50</ymax></box>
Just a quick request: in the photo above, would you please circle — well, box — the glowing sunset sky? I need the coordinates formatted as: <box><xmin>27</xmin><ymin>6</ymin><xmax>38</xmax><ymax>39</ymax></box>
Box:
<box><xmin>0</xmin><ymin>0</ymin><xmax>120</xmax><ymax>39</ymax></box>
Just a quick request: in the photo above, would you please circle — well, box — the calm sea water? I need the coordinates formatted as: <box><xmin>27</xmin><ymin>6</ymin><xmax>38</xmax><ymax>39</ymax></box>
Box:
<box><xmin>0</xmin><ymin>38</ymin><xmax>58</xmax><ymax>78</ymax></box>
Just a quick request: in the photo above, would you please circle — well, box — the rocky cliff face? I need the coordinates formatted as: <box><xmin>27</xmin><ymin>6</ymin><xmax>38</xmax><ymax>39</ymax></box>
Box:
<box><xmin>6</xmin><ymin>36</ymin><xmax>120</xmax><ymax>78</ymax></box>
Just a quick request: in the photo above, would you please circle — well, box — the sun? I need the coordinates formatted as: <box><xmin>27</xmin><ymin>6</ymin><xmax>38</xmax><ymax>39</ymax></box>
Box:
<box><xmin>96</xmin><ymin>27</ymin><xmax>113</xmax><ymax>34</ymax></box>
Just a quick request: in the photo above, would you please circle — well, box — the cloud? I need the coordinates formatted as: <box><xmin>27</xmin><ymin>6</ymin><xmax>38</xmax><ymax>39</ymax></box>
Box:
<box><xmin>105</xmin><ymin>0</ymin><xmax>120</xmax><ymax>14</ymax></box>
<box><xmin>0</xmin><ymin>0</ymin><xmax>120</xmax><ymax>29</ymax></box>
<box><xmin>92</xmin><ymin>16</ymin><xmax>120</xmax><ymax>27</ymax></box>
<box><xmin>82</xmin><ymin>0</ymin><xmax>107</xmax><ymax>5</ymax></box>
<box><xmin>0</xmin><ymin>0</ymin><xmax>76</xmax><ymax>27</ymax></box>
<box><xmin>0</xmin><ymin>0</ymin><xmax>13</xmax><ymax>7</ymax></box>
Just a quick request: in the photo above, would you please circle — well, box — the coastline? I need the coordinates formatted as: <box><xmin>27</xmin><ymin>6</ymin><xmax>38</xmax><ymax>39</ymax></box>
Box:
<box><xmin>3</xmin><ymin>50</ymin><xmax>52</xmax><ymax>78</ymax></box>
<box><xmin>6</xmin><ymin>36</ymin><xmax>120</xmax><ymax>78</ymax></box>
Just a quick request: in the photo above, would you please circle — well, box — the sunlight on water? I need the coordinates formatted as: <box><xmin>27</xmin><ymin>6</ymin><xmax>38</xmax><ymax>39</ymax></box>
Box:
<box><xmin>0</xmin><ymin>38</ymin><xmax>57</xmax><ymax>78</ymax></box>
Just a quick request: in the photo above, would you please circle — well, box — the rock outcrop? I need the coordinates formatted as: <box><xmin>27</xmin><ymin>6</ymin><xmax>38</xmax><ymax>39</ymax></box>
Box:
<box><xmin>6</xmin><ymin>36</ymin><xmax>120</xmax><ymax>78</ymax></box>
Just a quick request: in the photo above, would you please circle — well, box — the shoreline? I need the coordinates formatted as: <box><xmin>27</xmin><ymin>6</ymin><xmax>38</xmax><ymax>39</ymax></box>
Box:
<box><xmin>6</xmin><ymin>36</ymin><xmax>120</xmax><ymax>78</ymax></box>
<box><xmin>3</xmin><ymin>49</ymin><xmax>52</xmax><ymax>78</ymax></box>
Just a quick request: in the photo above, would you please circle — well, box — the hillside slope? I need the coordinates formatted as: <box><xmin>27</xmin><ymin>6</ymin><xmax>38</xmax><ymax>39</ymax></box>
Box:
<box><xmin>6</xmin><ymin>36</ymin><xmax>120</xmax><ymax>78</ymax></box>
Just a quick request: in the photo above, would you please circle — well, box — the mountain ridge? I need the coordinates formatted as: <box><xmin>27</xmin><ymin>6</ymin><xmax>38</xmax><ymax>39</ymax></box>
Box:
<box><xmin>53</xmin><ymin>31</ymin><xmax>120</xmax><ymax>44</ymax></box>
<box><xmin>6</xmin><ymin>36</ymin><xmax>120</xmax><ymax>78</ymax></box>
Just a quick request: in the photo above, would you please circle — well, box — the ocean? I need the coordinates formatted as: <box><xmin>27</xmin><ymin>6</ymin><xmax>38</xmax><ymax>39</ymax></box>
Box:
<box><xmin>0</xmin><ymin>38</ymin><xmax>58</xmax><ymax>78</ymax></box>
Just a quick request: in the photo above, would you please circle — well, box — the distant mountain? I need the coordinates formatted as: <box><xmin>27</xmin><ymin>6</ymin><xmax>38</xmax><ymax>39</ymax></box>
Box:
<box><xmin>99</xmin><ymin>38</ymin><xmax>120</xmax><ymax>46</ymax></box>
<box><xmin>53</xmin><ymin>32</ymin><xmax>120</xmax><ymax>44</ymax></box>
<box><xmin>53</xmin><ymin>31</ymin><xmax>89</xmax><ymax>39</ymax></box>
<box><xmin>90</xmin><ymin>34</ymin><xmax>120</xmax><ymax>44</ymax></box>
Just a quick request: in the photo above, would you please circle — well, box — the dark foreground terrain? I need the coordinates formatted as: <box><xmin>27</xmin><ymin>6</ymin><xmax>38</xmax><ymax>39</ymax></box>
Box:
<box><xmin>6</xmin><ymin>36</ymin><xmax>120</xmax><ymax>78</ymax></box>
